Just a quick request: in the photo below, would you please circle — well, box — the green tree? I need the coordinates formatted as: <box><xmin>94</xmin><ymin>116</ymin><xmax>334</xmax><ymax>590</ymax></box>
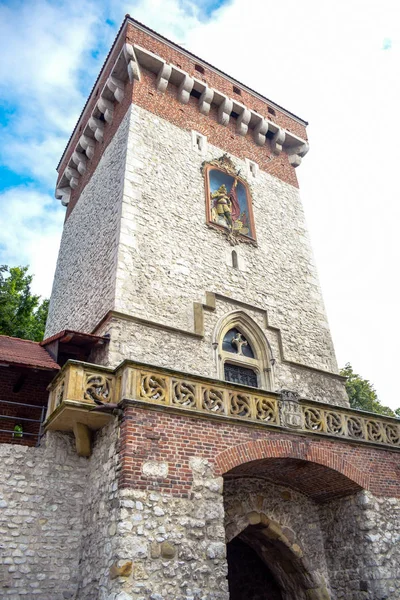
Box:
<box><xmin>0</xmin><ymin>265</ymin><xmax>49</xmax><ymax>342</ymax></box>
<box><xmin>340</xmin><ymin>363</ymin><xmax>399</xmax><ymax>418</ymax></box>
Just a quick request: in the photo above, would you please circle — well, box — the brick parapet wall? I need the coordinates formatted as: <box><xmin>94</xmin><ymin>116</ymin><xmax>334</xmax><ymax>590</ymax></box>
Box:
<box><xmin>61</xmin><ymin>20</ymin><xmax>306</xmax><ymax>218</ymax></box>
<box><xmin>132</xmin><ymin>69</ymin><xmax>299</xmax><ymax>187</ymax></box>
<box><xmin>119</xmin><ymin>405</ymin><xmax>400</xmax><ymax>499</ymax></box>
<box><xmin>124</xmin><ymin>21</ymin><xmax>307</xmax><ymax>139</ymax></box>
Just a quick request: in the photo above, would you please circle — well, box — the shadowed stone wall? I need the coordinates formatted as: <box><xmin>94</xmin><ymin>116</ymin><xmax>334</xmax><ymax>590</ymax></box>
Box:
<box><xmin>45</xmin><ymin>108</ymin><xmax>131</xmax><ymax>339</ymax></box>
<box><xmin>320</xmin><ymin>491</ymin><xmax>400</xmax><ymax>600</ymax></box>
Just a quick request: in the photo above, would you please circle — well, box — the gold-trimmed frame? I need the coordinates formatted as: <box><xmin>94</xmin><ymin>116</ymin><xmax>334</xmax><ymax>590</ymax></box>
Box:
<box><xmin>203</xmin><ymin>156</ymin><xmax>257</xmax><ymax>245</ymax></box>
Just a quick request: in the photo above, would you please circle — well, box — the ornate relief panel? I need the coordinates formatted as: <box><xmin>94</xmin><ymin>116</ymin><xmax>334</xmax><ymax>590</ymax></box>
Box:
<box><xmin>203</xmin><ymin>155</ymin><xmax>256</xmax><ymax>244</ymax></box>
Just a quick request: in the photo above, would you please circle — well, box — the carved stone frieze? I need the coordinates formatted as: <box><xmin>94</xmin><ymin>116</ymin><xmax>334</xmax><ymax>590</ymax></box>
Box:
<box><xmin>46</xmin><ymin>362</ymin><xmax>400</xmax><ymax>451</ymax></box>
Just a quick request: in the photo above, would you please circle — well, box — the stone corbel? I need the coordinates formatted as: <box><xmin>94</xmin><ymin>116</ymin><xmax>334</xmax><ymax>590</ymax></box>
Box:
<box><xmin>288</xmin><ymin>142</ymin><xmax>309</xmax><ymax>167</ymax></box>
<box><xmin>123</xmin><ymin>43</ymin><xmax>140</xmax><ymax>83</ymax></box>
<box><xmin>88</xmin><ymin>116</ymin><xmax>104</xmax><ymax>143</ymax></box>
<box><xmin>218</xmin><ymin>97</ymin><xmax>233</xmax><ymax>126</ymax></box>
<box><xmin>71</xmin><ymin>150</ymin><xmax>87</xmax><ymax>175</ymax></box>
<box><xmin>65</xmin><ymin>166</ymin><xmax>80</xmax><ymax>189</ymax></box>
<box><xmin>79</xmin><ymin>134</ymin><xmax>96</xmax><ymax>159</ymax></box>
<box><xmin>236</xmin><ymin>107</ymin><xmax>251</xmax><ymax>136</ymax></box>
<box><xmin>97</xmin><ymin>97</ymin><xmax>114</xmax><ymax>124</ymax></box>
<box><xmin>73</xmin><ymin>422</ymin><xmax>92</xmax><ymax>457</ymax></box>
<box><xmin>198</xmin><ymin>86</ymin><xmax>214</xmax><ymax>115</ymax></box>
<box><xmin>55</xmin><ymin>186</ymin><xmax>72</xmax><ymax>207</ymax></box>
<box><xmin>156</xmin><ymin>63</ymin><xmax>172</xmax><ymax>92</ymax></box>
<box><xmin>106</xmin><ymin>75</ymin><xmax>125</xmax><ymax>103</ymax></box>
<box><xmin>253</xmin><ymin>116</ymin><xmax>268</xmax><ymax>146</ymax></box>
<box><xmin>178</xmin><ymin>73</ymin><xmax>194</xmax><ymax>104</ymax></box>
<box><xmin>271</xmin><ymin>128</ymin><xmax>286</xmax><ymax>155</ymax></box>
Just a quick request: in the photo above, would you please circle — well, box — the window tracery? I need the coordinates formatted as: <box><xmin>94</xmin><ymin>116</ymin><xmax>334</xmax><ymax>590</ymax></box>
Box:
<box><xmin>214</xmin><ymin>311</ymin><xmax>275</xmax><ymax>391</ymax></box>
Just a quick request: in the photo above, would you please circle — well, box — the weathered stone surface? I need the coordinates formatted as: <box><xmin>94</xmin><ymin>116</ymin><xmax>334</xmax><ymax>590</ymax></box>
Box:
<box><xmin>45</xmin><ymin>108</ymin><xmax>130</xmax><ymax>338</ymax></box>
<box><xmin>142</xmin><ymin>461</ymin><xmax>168</xmax><ymax>479</ymax></box>
<box><xmin>319</xmin><ymin>490</ymin><xmax>400</xmax><ymax>600</ymax></box>
<box><xmin>110</xmin><ymin>561</ymin><xmax>133</xmax><ymax>579</ymax></box>
<box><xmin>0</xmin><ymin>433</ymin><xmax>87</xmax><ymax>599</ymax></box>
<box><xmin>160</xmin><ymin>541</ymin><xmax>176</xmax><ymax>559</ymax></box>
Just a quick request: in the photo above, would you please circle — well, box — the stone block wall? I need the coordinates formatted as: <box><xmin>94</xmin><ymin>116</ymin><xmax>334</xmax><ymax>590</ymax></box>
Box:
<box><xmin>320</xmin><ymin>491</ymin><xmax>400</xmax><ymax>600</ymax></box>
<box><xmin>113</xmin><ymin>104</ymin><xmax>336</xmax><ymax>374</ymax></box>
<box><xmin>75</xmin><ymin>421</ymin><xmax>121</xmax><ymax>599</ymax></box>
<box><xmin>88</xmin><ymin>102</ymin><xmax>347</xmax><ymax>406</ymax></box>
<box><xmin>45</xmin><ymin>107</ymin><xmax>131</xmax><ymax>338</ymax></box>
<box><xmin>0</xmin><ymin>433</ymin><xmax>87</xmax><ymax>599</ymax></box>
<box><xmin>0</xmin><ymin>413</ymin><xmax>399</xmax><ymax>598</ymax></box>
<box><xmin>47</xmin><ymin>82</ymin><xmax>346</xmax><ymax>405</ymax></box>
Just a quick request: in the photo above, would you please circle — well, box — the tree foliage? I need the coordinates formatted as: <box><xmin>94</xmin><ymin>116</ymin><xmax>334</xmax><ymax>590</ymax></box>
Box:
<box><xmin>0</xmin><ymin>266</ymin><xmax>49</xmax><ymax>342</ymax></box>
<box><xmin>340</xmin><ymin>363</ymin><xmax>399</xmax><ymax>418</ymax></box>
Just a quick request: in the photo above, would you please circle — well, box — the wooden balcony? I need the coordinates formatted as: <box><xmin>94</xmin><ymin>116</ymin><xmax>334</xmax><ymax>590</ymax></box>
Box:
<box><xmin>46</xmin><ymin>360</ymin><xmax>400</xmax><ymax>456</ymax></box>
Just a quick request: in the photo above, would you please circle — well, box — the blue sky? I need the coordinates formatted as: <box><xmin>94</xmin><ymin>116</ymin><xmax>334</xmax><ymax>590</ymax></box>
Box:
<box><xmin>0</xmin><ymin>0</ymin><xmax>229</xmax><ymax>293</ymax></box>
<box><xmin>0</xmin><ymin>0</ymin><xmax>399</xmax><ymax>407</ymax></box>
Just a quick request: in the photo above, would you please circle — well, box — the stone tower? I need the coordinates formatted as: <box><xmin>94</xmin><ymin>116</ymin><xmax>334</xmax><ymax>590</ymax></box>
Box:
<box><xmin>3</xmin><ymin>15</ymin><xmax>398</xmax><ymax>600</ymax></box>
<box><xmin>46</xmin><ymin>17</ymin><xmax>347</xmax><ymax>408</ymax></box>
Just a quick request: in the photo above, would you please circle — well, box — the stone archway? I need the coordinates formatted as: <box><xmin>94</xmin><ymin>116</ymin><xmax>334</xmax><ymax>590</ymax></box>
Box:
<box><xmin>225</xmin><ymin>506</ymin><xmax>330</xmax><ymax>600</ymax></box>
<box><xmin>220</xmin><ymin>444</ymin><xmax>378</xmax><ymax>600</ymax></box>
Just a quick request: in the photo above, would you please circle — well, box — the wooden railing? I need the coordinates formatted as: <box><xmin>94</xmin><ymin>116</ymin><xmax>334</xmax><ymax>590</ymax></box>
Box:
<box><xmin>46</xmin><ymin>361</ymin><xmax>400</xmax><ymax>450</ymax></box>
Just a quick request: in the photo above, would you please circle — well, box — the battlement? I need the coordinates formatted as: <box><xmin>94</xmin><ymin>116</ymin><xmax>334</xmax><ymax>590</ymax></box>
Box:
<box><xmin>56</xmin><ymin>16</ymin><xmax>309</xmax><ymax>214</ymax></box>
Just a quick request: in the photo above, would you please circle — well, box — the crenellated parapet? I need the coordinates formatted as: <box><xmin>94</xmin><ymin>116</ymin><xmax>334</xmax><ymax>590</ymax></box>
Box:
<box><xmin>55</xmin><ymin>20</ymin><xmax>309</xmax><ymax>206</ymax></box>
<box><xmin>56</xmin><ymin>43</ymin><xmax>141</xmax><ymax>206</ymax></box>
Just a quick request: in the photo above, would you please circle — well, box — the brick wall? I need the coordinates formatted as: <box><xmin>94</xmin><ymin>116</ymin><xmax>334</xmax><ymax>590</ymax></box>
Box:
<box><xmin>119</xmin><ymin>405</ymin><xmax>400</xmax><ymax>498</ymax></box>
<box><xmin>61</xmin><ymin>19</ymin><xmax>306</xmax><ymax>218</ymax></box>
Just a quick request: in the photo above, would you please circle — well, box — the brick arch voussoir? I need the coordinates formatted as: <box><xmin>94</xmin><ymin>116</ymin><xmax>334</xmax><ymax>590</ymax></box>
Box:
<box><xmin>215</xmin><ymin>439</ymin><xmax>370</xmax><ymax>491</ymax></box>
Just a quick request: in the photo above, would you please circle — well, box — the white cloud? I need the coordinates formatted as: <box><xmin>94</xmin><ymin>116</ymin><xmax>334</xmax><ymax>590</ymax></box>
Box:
<box><xmin>0</xmin><ymin>187</ymin><xmax>64</xmax><ymax>298</ymax></box>
<box><xmin>0</xmin><ymin>0</ymin><xmax>101</xmax><ymax>183</ymax></box>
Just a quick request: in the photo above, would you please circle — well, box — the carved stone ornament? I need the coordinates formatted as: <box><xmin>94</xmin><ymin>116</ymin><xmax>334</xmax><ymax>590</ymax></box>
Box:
<box><xmin>202</xmin><ymin>154</ymin><xmax>238</xmax><ymax>177</ymax></box>
<box><xmin>280</xmin><ymin>389</ymin><xmax>303</xmax><ymax>429</ymax></box>
<box><xmin>281</xmin><ymin>389</ymin><xmax>300</xmax><ymax>403</ymax></box>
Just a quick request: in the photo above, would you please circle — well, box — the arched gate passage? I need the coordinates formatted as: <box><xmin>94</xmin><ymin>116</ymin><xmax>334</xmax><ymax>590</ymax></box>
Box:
<box><xmin>222</xmin><ymin>453</ymin><xmax>366</xmax><ymax>600</ymax></box>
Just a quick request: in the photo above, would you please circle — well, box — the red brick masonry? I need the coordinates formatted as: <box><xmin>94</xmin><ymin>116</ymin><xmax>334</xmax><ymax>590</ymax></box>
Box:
<box><xmin>62</xmin><ymin>18</ymin><xmax>307</xmax><ymax>217</ymax></box>
<box><xmin>119</xmin><ymin>406</ymin><xmax>400</xmax><ymax>500</ymax></box>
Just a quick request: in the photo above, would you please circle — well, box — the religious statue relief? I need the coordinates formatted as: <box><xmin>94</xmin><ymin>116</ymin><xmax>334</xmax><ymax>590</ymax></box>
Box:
<box><xmin>203</xmin><ymin>155</ymin><xmax>256</xmax><ymax>243</ymax></box>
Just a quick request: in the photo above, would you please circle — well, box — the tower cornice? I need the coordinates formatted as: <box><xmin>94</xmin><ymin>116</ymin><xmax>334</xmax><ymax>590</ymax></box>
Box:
<box><xmin>56</xmin><ymin>16</ymin><xmax>309</xmax><ymax>207</ymax></box>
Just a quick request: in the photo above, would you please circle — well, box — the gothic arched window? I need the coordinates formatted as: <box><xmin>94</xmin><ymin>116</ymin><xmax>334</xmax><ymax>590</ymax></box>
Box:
<box><xmin>214</xmin><ymin>312</ymin><xmax>275</xmax><ymax>391</ymax></box>
<box><xmin>222</xmin><ymin>328</ymin><xmax>258</xmax><ymax>387</ymax></box>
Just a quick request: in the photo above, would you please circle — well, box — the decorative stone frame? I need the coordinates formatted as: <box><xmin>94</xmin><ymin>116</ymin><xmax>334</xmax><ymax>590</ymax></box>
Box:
<box><xmin>203</xmin><ymin>158</ymin><xmax>257</xmax><ymax>244</ymax></box>
<box><xmin>213</xmin><ymin>311</ymin><xmax>275</xmax><ymax>391</ymax></box>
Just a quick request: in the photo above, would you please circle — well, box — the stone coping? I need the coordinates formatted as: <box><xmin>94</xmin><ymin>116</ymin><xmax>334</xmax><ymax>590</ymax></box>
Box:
<box><xmin>46</xmin><ymin>360</ymin><xmax>400</xmax><ymax>453</ymax></box>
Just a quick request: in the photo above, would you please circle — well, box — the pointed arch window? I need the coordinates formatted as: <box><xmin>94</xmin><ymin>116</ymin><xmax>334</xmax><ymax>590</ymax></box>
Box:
<box><xmin>214</xmin><ymin>312</ymin><xmax>275</xmax><ymax>391</ymax></box>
